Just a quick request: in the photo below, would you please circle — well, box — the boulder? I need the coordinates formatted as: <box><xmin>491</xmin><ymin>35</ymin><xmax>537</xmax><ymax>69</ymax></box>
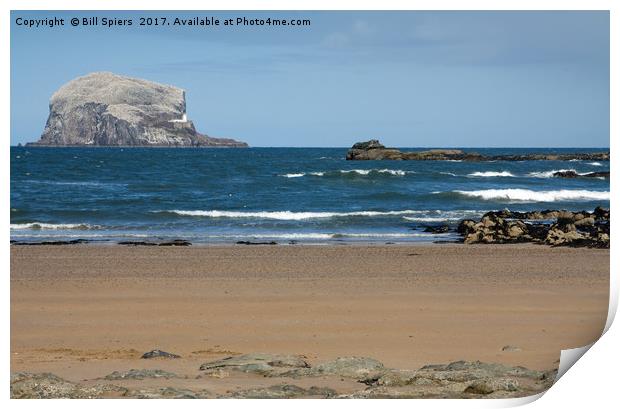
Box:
<box><xmin>307</xmin><ymin>356</ymin><xmax>385</xmax><ymax>379</ymax></box>
<box><xmin>594</xmin><ymin>206</ymin><xmax>610</xmax><ymax>220</ymax></box>
<box><xmin>464</xmin><ymin>378</ymin><xmax>519</xmax><ymax>394</ymax></box>
<box><xmin>199</xmin><ymin>353</ymin><xmax>310</xmax><ymax>377</ymax></box>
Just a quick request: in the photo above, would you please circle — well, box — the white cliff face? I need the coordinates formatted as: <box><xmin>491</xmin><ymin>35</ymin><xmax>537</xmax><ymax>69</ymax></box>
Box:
<box><xmin>31</xmin><ymin>72</ymin><xmax>247</xmax><ymax>147</ymax></box>
<box><xmin>169</xmin><ymin>113</ymin><xmax>188</xmax><ymax>123</ymax></box>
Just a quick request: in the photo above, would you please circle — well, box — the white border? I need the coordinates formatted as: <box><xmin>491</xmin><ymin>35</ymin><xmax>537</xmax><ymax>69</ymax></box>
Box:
<box><xmin>3</xmin><ymin>1</ymin><xmax>617</xmax><ymax>408</ymax></box>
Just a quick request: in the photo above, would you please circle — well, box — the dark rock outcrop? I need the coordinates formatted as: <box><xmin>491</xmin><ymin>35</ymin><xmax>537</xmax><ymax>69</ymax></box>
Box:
<box><xmin>28</xmin><ymin>72</ymin><xmax>247</xmax><ymax>148</ymax></box>
<box><xmin>235</xmin><ymin>241</ymin><xmax>278</xmax><ymax>245</ymax></box>
<box><xmin>552</xmin><ymin>170</ymin><xmax>609</xmax><ymax>179</ymax></box>
<box><xmin>346</xmin><ymin>140</ymin><xmax>609</xmax><ymax>162</ymax></box>
<box><xmin>351</xmin><ymin>139</ymin><xmax>385</xmax><ymax>150</ymax></box>
<box><xmin>457</xmin><ymin>207</ymin><xmax>609</xmax><ymax>248</ymax></box>
<box><xmin>120</xmin><ymin>240</ymin><xmax>191</xmax><ymax>247</ymax></box>
<box><xmin>423</xmin><ymin>225</ymin><xmax>450</xmax><ymax>234</ymax></box>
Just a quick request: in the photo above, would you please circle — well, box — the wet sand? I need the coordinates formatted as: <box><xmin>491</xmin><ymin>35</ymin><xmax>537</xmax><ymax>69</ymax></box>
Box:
<box><xmin>10</xmin><ymin>244</ymin><xmax>609</xmax><ymax>394</ymax></box>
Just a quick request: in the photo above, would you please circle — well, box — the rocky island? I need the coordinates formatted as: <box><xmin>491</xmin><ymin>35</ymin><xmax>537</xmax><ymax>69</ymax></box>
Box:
<box><xmin>346</xmin><ymin>140</ymin><xmax>609</xmax><ymax>161</ymax></box>
<box><xmin>27</xmin><ymin>72</ymin><xmax>247</xmax><ymax>147</ymax></box>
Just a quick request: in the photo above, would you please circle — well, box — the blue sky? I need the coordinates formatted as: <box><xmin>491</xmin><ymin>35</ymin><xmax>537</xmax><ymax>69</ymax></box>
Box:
<box><xmin>11</xmin><ymin>11</ymin><xmax>609</xmax><ymax>147</ymax></box>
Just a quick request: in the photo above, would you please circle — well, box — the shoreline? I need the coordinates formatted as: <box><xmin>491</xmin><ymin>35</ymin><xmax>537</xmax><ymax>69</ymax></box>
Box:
<box><xmin>9</xmin><ymin>237</ymin><xmax>457</xmax><ymax>247</ymax></box>
<box><xmin>10</xmin><ymin>205</ymin><xmax>610</xmax><ymax>248</ymax></box>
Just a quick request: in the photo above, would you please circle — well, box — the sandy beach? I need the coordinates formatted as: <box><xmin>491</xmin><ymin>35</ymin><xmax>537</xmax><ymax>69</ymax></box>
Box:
<box><xmin>10</xmin><ymin>243</ymin><xmax>608</xmax><ymax>397</ymax></box>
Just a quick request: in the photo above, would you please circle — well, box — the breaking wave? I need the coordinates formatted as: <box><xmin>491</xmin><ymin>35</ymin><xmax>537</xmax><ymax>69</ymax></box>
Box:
<box><xmin>10</xmin><ymin>222</ymin><xmax>101</xmax><ymax>230</ymax></box>
<box><xmin>450</xmin><ymin>189</ymin><xmax>609</xmax><ymax>202</ymax></box>
<box><xmin>280</xmin><ymin>169</ymin><xmax>413</xmax><ymax>178</ymax></box>
<box><xmin>527</xmin><ymin>169</ymin><xmax>580</xmax><ymax>178</ymax></box>
<box><xmin>161</xmin><ymin>209</ymin><xmax>434</xmax><ymax>220</ymax></box>
<box><xmin>467</xmin><ymin>171</ymin><xmax>515</xmax><ymax>177</ymax></box>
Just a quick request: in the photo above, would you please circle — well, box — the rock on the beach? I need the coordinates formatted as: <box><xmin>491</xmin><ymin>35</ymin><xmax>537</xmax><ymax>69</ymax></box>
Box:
<box><xmin>347</xmin><ymin>360</ymin><xmax>554</xmax><ymax>399</ymax></box>
<box><xmin>501</xmin><ymin>345</ymin><xmax>522</xmax><ymax>352</ymax></box>
<box><xmin>308</xmin><ymin>356</ymin><xmax>386</xmax><ymax>379</ymax></box>
<box><xmin>141</xmin><ymin>349</ymin><xmax>181</xmax><ymax>359</ymax></box>
<box><xmin>29</xmin><ymin>72</ymin><xmax>247</xmax><ymax>147</ymax></box>
<box><xmin>126</xmin><ymin>387</ymin><xmax>211</xmax><ymax>399</ymax></box>
<box><xmin>11</xmin><ymin>358</ymin><xmax>557</xmax><ymax>399</ymax></box>
<box><xmin>10</xmin><ymin>372</ymin><xmax>127</xmax><ymax>399</ymax></box>
<box><xmin>103</xmin><ymin>369</ymin><xmax>179</xmax><ymax>380</ymax></box>
<box><xmin>199</xmin><ymin>353</ymin><xmax>310</xmax><ymax>377</ymax></box>
<box><xmin>464</xmin><ymin>378</ymin><xmax>520</xmax><ymax>394</ymax></box>
<box><xmin>225</xmin><ymin>384</ymin><xmax>337</xmax><ymax>399</ymax></box>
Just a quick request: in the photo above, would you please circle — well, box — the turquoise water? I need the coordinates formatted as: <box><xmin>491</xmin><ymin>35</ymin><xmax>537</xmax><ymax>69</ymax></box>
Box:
<box><xmin>10</xmin><ymin>147</ymin><xmax>610</xmax><ymax>243</ymax></box>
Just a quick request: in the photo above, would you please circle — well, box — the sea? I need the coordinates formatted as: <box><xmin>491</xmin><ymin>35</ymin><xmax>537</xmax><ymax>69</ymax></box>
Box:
<box><xmin>10</xmin><ymin>147</ymin><xmax>610</xmax><ymax>244</ymax></box>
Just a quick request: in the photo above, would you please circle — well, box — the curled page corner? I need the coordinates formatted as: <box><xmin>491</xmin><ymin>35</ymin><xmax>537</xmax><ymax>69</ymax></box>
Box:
<box><xmin>503</xmin><ymin>344</ymin><xmax>596</xmax><ymax>407</ymax></box>
<box><xmin>555</xmin><ymin>343</ymin><xmax>594</xmax><ymax>382</ymax></box>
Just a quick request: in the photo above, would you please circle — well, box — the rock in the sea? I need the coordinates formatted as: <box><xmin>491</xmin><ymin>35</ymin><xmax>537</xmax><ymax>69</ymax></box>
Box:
<box><xmin>457</xmin><ymin>208</ymin><xmax>610</xmax><ymax>248</ymax></box>
<box><xmin>199</xmin><ymin>353</ymin><xmax>310</xmax><ymax>377</ymax></box>
<box><xmin>552</xmin><ymin>170</ymin><xmax>610</xmax><ymax>179</ymax></box>
<box><xmin>351</xmin><ymin>139</ymin><xmax>385</xmax><ymax>150</ymax></box>
<box><xmin>141</xmin><ymin>349</ymin><xmax>181</xmax><ymax>359</ymax></box>
<box><xmin>346</xmin><ymin>140</ymin><xmax>482</xmax><ymax>161</ymax></box>
<box><xmin>119</xmin><ymin>240</ymin><xmax>191</xmax><ymax>247</ymax></box>
<box><xmin>235</xmin><ymin>240</ymin><xmax>278</xmax><ymax>245</ymax></box>
<box><xmin>346</xmin><ymin>140</ymin><xmax>609</xmax><ymax>162</ymax></box>
<box><xmin>423</xmin><ymin>225</ymin><xmax>450</xmax><ymax>234</ymax></box>
<box><xmin>28</xmin><ymin>72</ymin><xmax>247</xmax><ymax>148</ymax></box>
